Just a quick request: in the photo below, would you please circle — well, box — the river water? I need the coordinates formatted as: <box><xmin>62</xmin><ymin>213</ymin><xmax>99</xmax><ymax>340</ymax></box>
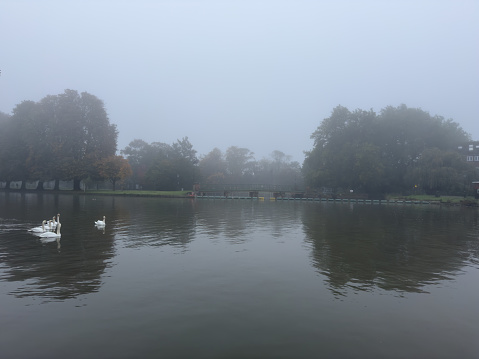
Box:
<box><xmin>0</xmin><ymin>192</ymin><xmax>478</xmax><ymax>358</ymax></box>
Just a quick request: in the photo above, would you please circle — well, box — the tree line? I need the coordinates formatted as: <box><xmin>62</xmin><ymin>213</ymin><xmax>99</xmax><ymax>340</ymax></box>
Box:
<box><xmin>120</xmin><ymin>140</ymin><xmax>302</xmax><ymax>191</ymax></box>
<box><xmin>0</xmin><ymin>89</ymin><xmax>302</xmax><ymax>192</ymax></box>
<box><xmin>0</xmin><ymin>90</ymin><xmax>131</xmax><ymax>191</ymax></box>
<box><xmin>0</xmin><ymin>90</ymin><xmax>476</xmax><ymax>195</ymax></box>
<box><xmin>302</xmin><ymin>105</ymin><xmax>476</xmax><ymax>196</ymax></box>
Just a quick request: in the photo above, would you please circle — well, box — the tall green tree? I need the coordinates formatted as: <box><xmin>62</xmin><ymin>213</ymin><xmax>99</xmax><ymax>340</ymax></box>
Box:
<box><xmin>404</xmin><ymin>148</ymin><xmax>473</xmax><ymax>195</ymax></box>
<box><xmin>303</xmin><ymin>106</ymin><xmax>378</xmax><ymax>191</ymax></box>
<box><xmin>171</xmin><ymin>137</ymin><xmax>198</xmax><ymax>190</ymax></box>
<box><xmin>121</xmin><ymin>139</ymin><xmax>153</xmax><ymax>188</ymax></box>
<box><xmin>143</xmin><ymin>142</ymin><xmax>175</xmax><ymax>190</ymax></box>
<box><xmin>123</xmin><ymin>138</ymin><xmax>198</xmax><ymax>191</ymax></box>
<box><xmin>46</xmin><ymin>90</ymin><xmax>118</xmax><ymax>190</ymax></box>
<box><xmin>198</xmin><ymin>148</ymin><xmax>227</xmax><ymax>185</ymax></box>
<box><xmin>225</xmin><ymin>146</ymin><xmax>255</xmax><ymax>183</ymax></box>
<box><xmin>376</xmin><ymin>105</ymin><xmax>470</xmax><ymax>191</ymax></box>
<box><xmin>0</xmin><ymin>102</ymin><xmax>39</xmax><ymax>189</ymax></box>
<box><xmin>255</xmin><ymin>151</ymin><xmax>303</xmax><ymax>188</ymax></box>
<box><xmin>0</xmin><ymin>111</ymin><xmax>28</xmax><ymax>188</ymax></box>
<box><xmin>303</xmin><ymin>104</ymin><xmax>470</xmax><ymax>195</ymax></box>
<box><xmin>1</xmin><ymin>90</ymin><xmax>118</xmax><ymax>190</ymax></box>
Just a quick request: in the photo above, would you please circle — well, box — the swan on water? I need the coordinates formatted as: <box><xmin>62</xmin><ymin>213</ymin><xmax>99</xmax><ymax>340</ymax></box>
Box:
<box><xmin>29</xmin><ymin>220</ymin><xmax>48</xmax><ymax>232</ymax></box>
<box><xmin>51</xmin><ymin>213</ymin><xmax>60</xmax><ymax>229</ymax></box>
<box><xmin>39</xmin><ymin>223</ymin><xmax>61</xmax><ymax>238</ymax></box>
<box><xmin>95</xmin><ymin>216</ymin><xmax>106</xmax><ymax>226</ymax></box>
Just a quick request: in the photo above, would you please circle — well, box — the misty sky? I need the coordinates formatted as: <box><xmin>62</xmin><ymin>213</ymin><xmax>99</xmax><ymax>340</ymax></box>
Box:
<box><xmin>1</xmin><ymin>0</ymin><xmax>478</xmax><ymax>163</ymax></box>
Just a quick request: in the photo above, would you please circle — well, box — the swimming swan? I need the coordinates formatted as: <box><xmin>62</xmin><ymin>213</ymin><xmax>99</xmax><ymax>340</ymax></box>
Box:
<box><xmin>51</xmin><ymin>213</ymin><xmax>60</xmax><ymax>229</ymax></box>
<box><xmin>95</xmin><ymin>216</ymin><xmax>106</xmax><ymax>226</ymax></box>
<box><xmin>39</xmin><ymin>223</ymin><xmax>61</xmax><ymax>238</ymax></box>
<box><xmin>29</xmin><ymin>220</ymin><xmax>48</xmax><ymax>232</ymax></box>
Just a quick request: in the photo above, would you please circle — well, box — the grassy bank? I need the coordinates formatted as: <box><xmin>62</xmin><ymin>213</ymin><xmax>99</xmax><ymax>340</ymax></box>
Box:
<box><xmin>83</xmin><ymin>190</ymin><xmax>191</xmax><ymax>197</ymax></box>
<box><xmin>86</xmin><ymin>190</ymin><xmax>477</xmax><ymax>205</ymax></box>
<box><xmin>5</xmin><ymin>188</ymin><xmax>476</xmax><ymax>205</ymax></box>
<box><xmin>386</xmin><ymin>194</ymin><xmax>478</xmax><ymax>205</ymax></box>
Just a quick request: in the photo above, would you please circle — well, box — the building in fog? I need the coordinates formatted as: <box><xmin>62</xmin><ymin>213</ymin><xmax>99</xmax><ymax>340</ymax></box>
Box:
<box><xmin>457</xmin><ymin>142</ymin><xmax>479</xmax><ymax>170</ymax></box>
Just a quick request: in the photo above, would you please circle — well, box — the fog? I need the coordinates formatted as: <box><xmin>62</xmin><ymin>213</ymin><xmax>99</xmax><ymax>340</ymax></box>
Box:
<box><xmin>1</xmin><ymin>0</ymin><xmax>478</xmax><ymax>163</ymax></box>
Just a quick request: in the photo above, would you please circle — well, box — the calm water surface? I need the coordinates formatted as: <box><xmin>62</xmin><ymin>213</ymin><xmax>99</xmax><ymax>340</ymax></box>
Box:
<box><xmin>0</xmin><ymin>192</ymin><xmax>478</xmax><ymax>358</ymax></box>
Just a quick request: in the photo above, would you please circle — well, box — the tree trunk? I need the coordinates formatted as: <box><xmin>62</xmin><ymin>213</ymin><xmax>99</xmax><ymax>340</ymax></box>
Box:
<box><xmin>54</xmin><ymin>179</ymin><xmax>60</xmax><ymax>191</ymax></box>
<box><xmin>73</xmin><ymin>178</ymin><xmax>82</xmax><ymax>191</ymax></box>
<box><xmin>37</xmin><ymin>181</ymin><xmax>44</xmax><ymax>191</ymax></box>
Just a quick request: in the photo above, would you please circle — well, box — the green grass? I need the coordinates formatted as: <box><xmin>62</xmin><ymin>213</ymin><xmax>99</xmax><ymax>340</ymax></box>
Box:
<box><xmin>83</xmin><ymin>190</ymin><xmax>478</xmax><ymax>205</ymax></box>
<box><xmin>387</xmin><ymin>194</ymin><xmax>478</xmax><ymax>204</ymax></box>
<box><xmin>84</xmin><ymin>190</ymin><xmax>190</xmax><ymax>197</ymax></box>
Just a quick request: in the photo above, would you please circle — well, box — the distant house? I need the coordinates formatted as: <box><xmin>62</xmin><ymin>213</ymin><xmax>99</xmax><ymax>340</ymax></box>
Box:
<box><xmin>457</xmin><ymin>142</ymin><xmax>479</xmax><ymax>170</ymax></box>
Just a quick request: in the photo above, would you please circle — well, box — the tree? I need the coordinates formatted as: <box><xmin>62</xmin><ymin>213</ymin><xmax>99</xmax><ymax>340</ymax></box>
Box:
<box><xmin>404</xmin><ymin>148</ymin><xmax>473</xmax><ymax>195</ymax></box>
<box><xmin>225</xmin><ymin>146</ymin><xmax>255</xmax><ymax>183</ymax></box>
<box><xmin>96</xmin><ymin>155</ymin><xmax>132</xmax><ymax>190</ymax></box>
<box><xmin>353</xmin><ymin>143</ymin><xmax>385</xmax><ymax>193</ymax></box>
<box><xmin>121</xmin><ymin>139</ymin><xmax>154</xmax><ymax>188</ymax></box>
<box><xmin>1</xmin><ymin>90</ymin><xmax>118</xmax><ymax>190</ymax></box>
<box><xmin>303</xmin><ymin>104</ymin><xmax>470</xmax><ymax>195</ymax></box>
<box><xmin>255</xmin><ymin>151</ymin><xmax>302</xmax><ymax>188</ymax></box>
<box><xmin>0</xmin><ymin>104</ymin><xmax>33</xmax><ymax>188</ymax></box>
<box><xmin>303</xmin><ymin>106</ymin><xmax>378</xmax><ymax>191</ymax></box>
<box><xmin>0</xmin><ymin>111</ymin><xmax>25</xmax><ymax>188</ymax></box>
<box><xmin>143</xmin><ymin>142</ymin><xmax>175</xmax><ymax>190</ymax></box>
<box><xmin>122</xmin><ymin>138</ymin><xmax>198</xmax><ymax>191</ymax></box>
<box><xmin>376</xmin><ymin>105</ymin><xmax>470</xmax><ymax>192</ymax></box>
<box><xmin>122</xmin><ymin>140</ymin><xmax>175</xmax><ymax>190</ymax></box>
<box><xmin>47</xmin><ymin>90</ymin><xmax>118</xmax><ymax>190</ymax></box>
<box><xmin>198</xmin><ymin>148</ymin><xmax>227</xmax><ymax>185</ymax></box>
<box><xmin>171</xmin><ymin>137</ymin><xmax>199</xmax><ymax>189</ymax></box>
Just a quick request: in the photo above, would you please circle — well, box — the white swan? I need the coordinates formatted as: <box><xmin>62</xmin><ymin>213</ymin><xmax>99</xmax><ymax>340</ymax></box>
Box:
<box><xmin>39</xmin><ymin>223</ymin><xmax>61</xmax><ymax>238</ymax></box>
<box><xmin>29</xmin><ymin>220</ymin><xmax>48</xmax><ymax>232</ymax></box>
<box><xmin>95</xmin><ymin>216</ymin><xmax>106</xmax><ymax>226</ymax></box>
<box><xmin>51</xmin><ymin>213</ymin><xmax>60</xmax><ymax>229</ymax></box>
<box><xmin>44</xmin><ymin>220</ymin><xmax>54</xmax><ymax>232</ymax></box>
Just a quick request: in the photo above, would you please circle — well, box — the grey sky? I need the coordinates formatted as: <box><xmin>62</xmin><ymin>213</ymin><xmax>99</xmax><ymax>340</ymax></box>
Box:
<box><xmin>1</xmin><ymin>0</ymin><xmax>478</xmax><ymax>163</ymax></box>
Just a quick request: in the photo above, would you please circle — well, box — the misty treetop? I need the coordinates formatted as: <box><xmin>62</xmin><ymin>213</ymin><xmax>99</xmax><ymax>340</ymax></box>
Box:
<box><xmin>121</xmin><ymin>137</ymin><xmax>198</xmax><ymax>191</ymax></box>
<box><xmin>0</xmin><ymin>90</ymin><xmax>121</xmax><ymax>190</ymax></box>
<box><xmin>302</xmin><ymin>104</ymin><xmax>474</xmax><ymax>195</ymax></box>
<box><xmin>0</xmin><ymin>89</ymin><xmax>302</xmax><ymax>192</ymax></box>
<box><xmin>1</xmin><ymin>89</ymin><xmax>476</xmax><ymax>195</ymax></box>
<box><xmin>120</xmin><ymin>140</ymin><xmax>303</xmax><ymax>191</ymax></box>
<box><xmin>198</xmin><ymin>147</ymin><xmax>302</xmax><ymax>188</ymax></box>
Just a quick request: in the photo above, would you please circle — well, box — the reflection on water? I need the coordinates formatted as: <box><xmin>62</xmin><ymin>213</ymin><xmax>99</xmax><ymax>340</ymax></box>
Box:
<box><xmin>1</xmin><ymin>193</ymin><xmax>477</xmax><ymax>301</ymax></box>
<box><xmin>113</xmin><ymin>197</ymin><xmax>198</xmax><ymax>248</ymax></box>
<box><xmin>0</xmin><ymin>193</ymin><xmax>116</xmax><ymax>302</ymax></box>
<box><xmin>194</xmin><ymin>200</ymin><xmax>303</xmax><ymax>242</ymax></box>
<box><xmin>302</xmin><ymin>203</ymin><xmax>479</xmax><ymax>296</ymax></box>
<box><xmin>0</xmin><ymin>192</ymin><xmax>478</xmax><ymax>358</ymax></box>
<box><xmin>0</xmin><ymin>193</ymin><xmax>478</xmax><ymax>301</ymax></box>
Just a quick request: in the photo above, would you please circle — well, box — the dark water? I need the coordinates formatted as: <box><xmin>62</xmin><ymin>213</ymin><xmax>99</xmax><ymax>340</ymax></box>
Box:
<box><xmin>0</xmin><ymin>192</ymin><xmax>478</xmax><ymax>358</ymax></box>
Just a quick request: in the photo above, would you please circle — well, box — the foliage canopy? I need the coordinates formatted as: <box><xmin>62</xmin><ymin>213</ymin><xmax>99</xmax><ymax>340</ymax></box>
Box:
<box><xmin>0</xmin><ymin>90</ymin><xmax>118</xmax><ymax>190</ymax></box>
<box><xmin>302</xmin><ymin>105</ymin><xmax>472</xmax><ymax>195</ymax></box>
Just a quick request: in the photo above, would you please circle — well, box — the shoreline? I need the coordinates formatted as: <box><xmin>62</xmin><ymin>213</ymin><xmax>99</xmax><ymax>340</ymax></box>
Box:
<box><xmin>1</xmin><ymin>188</ymin><xmax>477</xmax><ymax>206</ymax></box>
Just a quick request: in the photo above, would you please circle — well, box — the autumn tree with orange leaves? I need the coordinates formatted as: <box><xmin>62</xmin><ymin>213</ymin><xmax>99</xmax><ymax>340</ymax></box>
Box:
<box><xmin>96</xmin><ymin>155</ymin><xmax>132</xmax><ymax>191</ymax></box>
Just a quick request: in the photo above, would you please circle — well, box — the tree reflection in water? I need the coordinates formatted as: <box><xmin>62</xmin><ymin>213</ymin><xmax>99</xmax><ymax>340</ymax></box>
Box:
<box><xmin>0</xmin><ymin>193</ymin><xmax>116</xmax><ymax>302</ymax></box>
<box><xmin>301</xmin><ymin>203</ymin><xmax>479</xmax><ymax>296</ymax></box>
<box><xmin>1</xmin><ymin>192</ymin><xmax>478</xmax><ymax>304</ymax></box>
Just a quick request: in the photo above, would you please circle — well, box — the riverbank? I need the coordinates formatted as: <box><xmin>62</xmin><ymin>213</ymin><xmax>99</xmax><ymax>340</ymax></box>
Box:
<box><xmin>87</xmin><ymin>191</ymin><xmax>479</xmax><ymax>206</ymax></box>
<box><xmin>387</xmin><ymin>194</ymin><xmax>478</xmax><ymax>206</ymax></box>
<box><xmin>86</xmin><ymin>191</ymin><xmax>479</xmax><ymax>206</ymax></box>
<box><xmin>1</xmin><ymin>189</ymin><xmax>477</xmax><ymax>206</ymax></box>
